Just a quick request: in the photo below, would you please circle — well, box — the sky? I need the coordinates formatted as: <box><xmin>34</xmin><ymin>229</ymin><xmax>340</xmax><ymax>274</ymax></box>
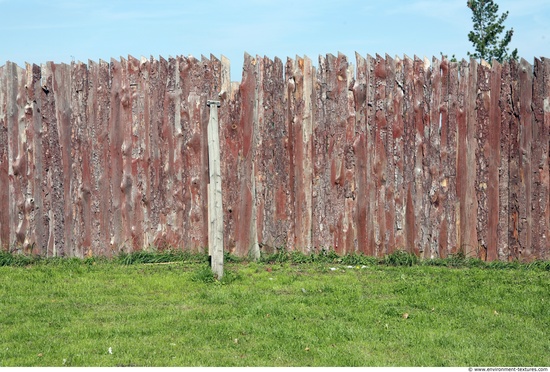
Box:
<box><xmin>1</xmin><ymin>0</ymin><xmax>549</xmax><ymax>82</ymax></box>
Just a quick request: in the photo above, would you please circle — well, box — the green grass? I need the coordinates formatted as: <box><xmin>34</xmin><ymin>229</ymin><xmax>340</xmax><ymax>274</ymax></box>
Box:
<box><xmin>0</xmin><ymin>251</ymin><xmax>549</xmax><ymax>366</ymax></box>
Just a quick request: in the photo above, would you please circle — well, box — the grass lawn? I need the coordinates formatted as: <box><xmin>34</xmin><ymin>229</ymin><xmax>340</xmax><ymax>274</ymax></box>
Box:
<box><xmin>0</xmin><ymin>251</ymin><xmax>549</xmax><ymax>366</ymax></box>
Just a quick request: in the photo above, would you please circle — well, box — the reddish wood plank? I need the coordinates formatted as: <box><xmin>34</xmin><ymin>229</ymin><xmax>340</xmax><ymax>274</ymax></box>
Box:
<box><xmin>497</xmin><ymin>62</ymin><xmax>512</xmax><ymax>260</ymax></box>
<box><xmin>456</xmin><ymin>60</ymin><xmax>479</xmax><ymax>257</ymax></box>
<box><xmin>0</xmin><ymin>65</ymin><xmax>8</xmax><ymax>250</ymax></box>
<box><xmin>365</xmin><ymin>54</ymin><xmax>378</xmax><ymax>256</ymax></box>
<box><xmin>373</xmin><ymin>54</ymin><xmax>388</xmax><ymax>255</ymax></box>
<box><xmin>428</xmin><ymin>57</ymin><xmax>443</xmax><ymax>259</ymax></box>
<box><xmin>507</xmin><ymin>60</ymin><xmax>521</xmax><ymax>260</ymax></box>
<box><xmin>179</xmin><ymin>56</ymin><xmax>209</xmax><ymax>251</ymax></box>
<box><xmin>127</xmin><ymin>55</ymin><xmax>146</xmax><ymax>252</ymax></box>
<box><xmin>531</xmin><ymin>58</ymin><xmax>548</xmax><ymax>260</ymax></box>
<box><xmin>518</xmin><ymin>58</ymin><xmax>534</xmax><ymax>260</ymax></box>
<box><xmin>542</xmin><ymin>57</ymin><xmax>550</xmax><ymax>260</ymax></box>
<box><xmin>70</xmin><ymin>61</ymin><xmax>91</xmax><ymax>257</ymax></box>
<box><xmin>352</xmin><ymin>53</ymin><xmax>373</xmax><ymax>255</ymax></box>
<box><xmin>107</xmin><ymin>59</ymin><xmax>124</xmax><ymax>253</ymax></box>
<box><xmin>233</xmin><ymin>53</ymin><xmax>259</xmax><ymax>257</ymax></box>
<box><xmin>487</xmin><ymin>61</ymin><xmax>502</xmax><ymax>261</ymax></box>
<box><xmin>219</xmin><ymin>56</ymin><xmax>241</xmax><ymax>254</ymax></box>
<box><xmin>389</xmin><ymin>55</ymin><xmax>405</xmax><ymax>253</ymax></box>
<box><xmin>5</xmin><ymin>63</ymin><xmax>27</xmax><ymax>252</ymax></box>
<box><xmin>286</xmin><ymin>56</ymin><xmax>311</xmax><ymax>252</ymax></box>
<box><xmin>475</xmin><ymin>62</ymin><xmax>491</xmax><ymax>260</ymax></box>
<box><xmin>384</xmin><ymin>55</ymin><xmax>397</xmax><ymax>255</ymax></box>
<box><xmin>24</xmin><ymin>63</ymin><xmax>46</xmax><ymax>255</ymax></box>
<box><xmin>402</xmin><ymin>56</ymin><xmax>416</xmax><ymax>254</ymax></box>
<box><xmin>438</xmin><ymin>57</ymin><xmax>452</xmax><ymax>258</ymax></box>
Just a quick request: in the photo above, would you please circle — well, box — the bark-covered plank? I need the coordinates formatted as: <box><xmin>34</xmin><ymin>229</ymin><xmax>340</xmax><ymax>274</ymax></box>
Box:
<box><xmin>487</xmin><ymin>61</ymin><xmax>502</xmax><ymax>261</ymax></box>
<box><xmin>402</xmin><ymin>56</ymin><xmax>416</xmax><ymax>254</ymax></box>
<box><xmin>233</xmin><ymin>53</ymin><xmax>259</xmax><ymax>257</ymax></box>
<box><xmin>507</xmin><ymin>60</ymin><xmax>521</xmax><ymax>260</ymax></box>
<box><xmin>389</xmin><ymin>55</ymin><xmax>406</xmax><ymax>253</ymax></box>
<box><xmin>352</xmin><ymin>53</ymin><xmax>372</xmax><ymax>255</ymax></box>
<box><xmin>498</xmin><ymin>61</ymin><xmax>512</xmax><ymax>260</ymax></box>
<box><xmin>475</xmin><ymin>62</ymin><xmax>491</xmax><ymax>260</ymax></box>
<box><xmin>518</xmin><ymin>58</ymin><xmax>534</xmax><ymax>260</ymax></box>
<box><xmin>456</xmin><ymin>60</ymin><xmax>479</xmax><ymax>257</ymax></box>
<box><xmin>428</xmin><ymin>57</ymin><xmax>443</xmax><ymax>259</ymax></box>
<box><xmin>0</xmin><ymin>65</ymin><xmax>8</xmax><ymax>250</ymax></box>
<box><xmin>542</xmin><ymin>57</ymin><xmax>550</xmax><ymax>260</ymax></box>
<box><xmin>531</xmin><ymin>58</ymin><xmax>548</xmax><ymax>260</ymax></box>
<box><xmin>70</xmin><ymin>61</ymin><xmax>90</xmax><ymax>257</ymax></box>
<box><xmin>373</xmin><ymin>55</ymin><xmax>388</xmax><ymax>255</ymax></box>
<box><xmin>5</xmin><ymin>63</ymin><xmax>27</xmax><ymax>252</ymax></box>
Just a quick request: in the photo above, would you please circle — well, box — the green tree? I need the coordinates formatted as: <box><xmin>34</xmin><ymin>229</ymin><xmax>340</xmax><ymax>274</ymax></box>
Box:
<box><xmin>467</xmin><ymin>0</ymin><xmax>518</xmax><ymax>63</ymax></box>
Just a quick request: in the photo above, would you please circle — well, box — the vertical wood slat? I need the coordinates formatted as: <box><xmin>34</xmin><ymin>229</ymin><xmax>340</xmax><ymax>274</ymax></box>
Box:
<box><xmin>234</xmin><ymin>53</ymin><xmax>259</xmax><ymax>258</ymax></box>
<box><xmin>518</xmin><ymin>58</ymin><xmax>534</xmax><ymax>260</ymax></box>
<box><xmin>0</xmin><ymin>65</ymin><xmax>8</xmax><ymax>250</ymax></box>
<box><xmin>6</xmin><ymin>63</ymin><xmax>26</xmax><ymax>251</ymax></box>
<box><xmin>373</xmin><ymin>54</ymin><xmax>388</xmax><ymax>255</ymax></box>
<box><xmin>438</xmin><ymin>57</ymin><xmax>452</xmax><ymax>258</ymax></box>
<box><xmin>475</xmin><ymin>62</ymin><xmax>491</xmax><ymax>260</ymax></box>
<box><xmin>487</xmin><ymin>61</ymin><xmax>502</xmax><ymax>261</ymax></box>
<box><xmin>390</xmin><ymin>56</ymin><xmax>405</xmax><ymax>253</ymax></box>
<box><xmin>542</xmin><ymin>58</ymin><xmax>550</xmax><ymax>260</ymax></box>
<box><xmin>352</xmin><ymin>53</ymin><xmax>371</xmax><ymax>255</ymax></box>
<box><xmin>288</xmin><ymin>56</ymin><xmax>312</xmax><ymax>252</ymax></box>
<box><xmin>428</xmin><ymin>57</ymin><xmax>442</xmax><ymax>259</ymax></box>
<box><xmin>531</xmin><ymin>58</ymin><xmax>548</xmax><ymax>260</ymax></box>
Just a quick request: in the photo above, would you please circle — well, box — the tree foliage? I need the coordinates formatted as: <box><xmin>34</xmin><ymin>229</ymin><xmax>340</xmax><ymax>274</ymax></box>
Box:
<box><xmin>467</xmin><ymin>0</ymin><xmax>518</xmax><ymax>63</ymax></box>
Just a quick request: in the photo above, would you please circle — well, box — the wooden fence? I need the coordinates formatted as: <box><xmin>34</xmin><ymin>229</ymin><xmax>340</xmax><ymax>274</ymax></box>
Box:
<box><xmin>1</xmin><ymin>53</ymin><xmax>549</xmax><ymax>261</ymax></box>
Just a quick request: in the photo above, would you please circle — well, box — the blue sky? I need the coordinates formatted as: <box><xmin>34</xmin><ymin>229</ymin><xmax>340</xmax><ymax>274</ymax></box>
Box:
<box><xmin>2</xmin><ymin>0</ymin><xmax>549</xmax><ymax>81</ymax></box>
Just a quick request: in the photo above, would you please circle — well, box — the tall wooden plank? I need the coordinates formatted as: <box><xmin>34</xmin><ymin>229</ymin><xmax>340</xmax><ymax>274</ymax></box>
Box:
<box><xmin>402</xmin><ymin>56</ymin><xmax>416</xmax><ymax>254</ymax></box>
<box><xmin>542</xmin><ymin>57</ymin><xmax>550</xmax><ymax>260</ymax></box>
<box><xmin>343</xmin><ymin>58</ymin><xmax>357</xmax><ymax>255</ymax></box>
<box><xmin>179</xmin><ymin>56</ymin><xmax>208</xmax><ymax>251</ymax></box>
<box><xmin>219</xmin><ymin>56</ymin><xmax>241</xmax><ymax>254</ymax></box>
<box><xmin>389</xmin><ymin>55</ymin><xmax>405</xmax><ymax>253</ymax></box>
<box><xmin>384</xmin><ymin>55</ymin><xmax>397</xmax><ymax>254</ymax></box>
<box><xmin>438</xmin><ymin>57</ymin><xmax>453</xmax><ymax>257</ymax></box>
<box><xmin>507</xmin><ymin>60</ymin><xmax>521</xmax><ymax>260</ymax></box>
<box><xmin>428</xmin><ymin>57</ymin><xmax>443</xmax><ymax>259</ymax></box>
<box><xmin>233</xmin><ymin>53</ymin><xmax>259</xmax><ymax>257</ymax></box>
<box><xmin>0</xmin><ymin>65</ymin><xmax>8</xmax><ymax>250</ymax></box>
<box><xmin>93</xmin><ymin>60</ymin><xmax>113</xmax><ymax>256</ymax></box>
<box><xmin>322</xmin><ymin>53</ymin><xmax>353</xmax><ymax>254</ymax></box>
<box><xmin>373</xmin><ymin>55</ymin><xmax>388</xmax><ymax>255</ymax></box>
<box><xmin>475</xmin><ymin>61</ymin><xmax>491</xmax><ymax>260</ymax></box>
<box><xmin>518</xmin><ymin>58</ymin><xmax>534</xmax><ymax>260</ymax></box>
<box><xmin>531</xmin><ymin>58</ymin><xmax>548</xmax><ymax>260</ymax></box>
<box><xmin>157</xmin><ymin>56</ymin><xmax>179</xmax><ymax>248</ymax></box>
<box><xmin>498</xmin><ymin>62</ymin><xmax>512</xmax><ymax>260</ymax></box>
<box><xmin>108</xmin><ymin>59</ymin><xmax>124</xmax><ymax>253</ymax></box>
<box><xmin>285</xmin><ymin>56</ymin><xmax>310</xmax><ymax>252</ymax></box>
<box><xmin>127</xmin><ymin>55</ymin><xmax>146</xmax><ymax>251</ymax></box>
<box><xmin>25</xmin><ymin>64</ymin><xmax>46</xmax><ymax>255</ymax></box>
<box><xmin>456</xmin><ymin>59</ymin><xmax>479</xmax><ymax>257</ymax></box>
<box><xmin>5</xmin><ymin>63</ymin><xmax>27</xmax><ymax>252</ymax></box>
<box><xmin>445</xmin><ymin>61</ymin><xmax>459</xmax><ymax>256</ymax></box>
<box><xmin>311</xmin><ymin>54</ymin><xmax>335</xmax><ymax>252</ymax></box>
<box><xmin>352</xmin><ymin>53</ymin><xmax>372</xmax><ymax>255</ymax></box>
<box><xmin>70</xmin><ymin>61</ymin><xmax>90</xmax><ymax>257</ymax></box>
<box><xmin>365</xmin><ymin>54</ymin><xmax>377</xmax><ymax>255</ymax></box>
<box><xmin>40</xmin><ymin>63</ymin><xmax>65</xmax><ymax>256</ymax></box>
<box><xmin>487</xmin><ymin>61</ymin><xmax>502</xmax><ymax>261</ymax></box>
<box><xmin>413</xmin><ymin>56</ymin><xmax>431</xmax><ymax>256</ymax></box>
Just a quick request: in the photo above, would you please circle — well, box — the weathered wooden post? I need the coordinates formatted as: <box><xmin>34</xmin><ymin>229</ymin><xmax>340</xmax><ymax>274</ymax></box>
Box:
<box><xmin>206</xmin><ymin>99</ymin><xmax>224</xmax><ymax>279</ymax></box>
